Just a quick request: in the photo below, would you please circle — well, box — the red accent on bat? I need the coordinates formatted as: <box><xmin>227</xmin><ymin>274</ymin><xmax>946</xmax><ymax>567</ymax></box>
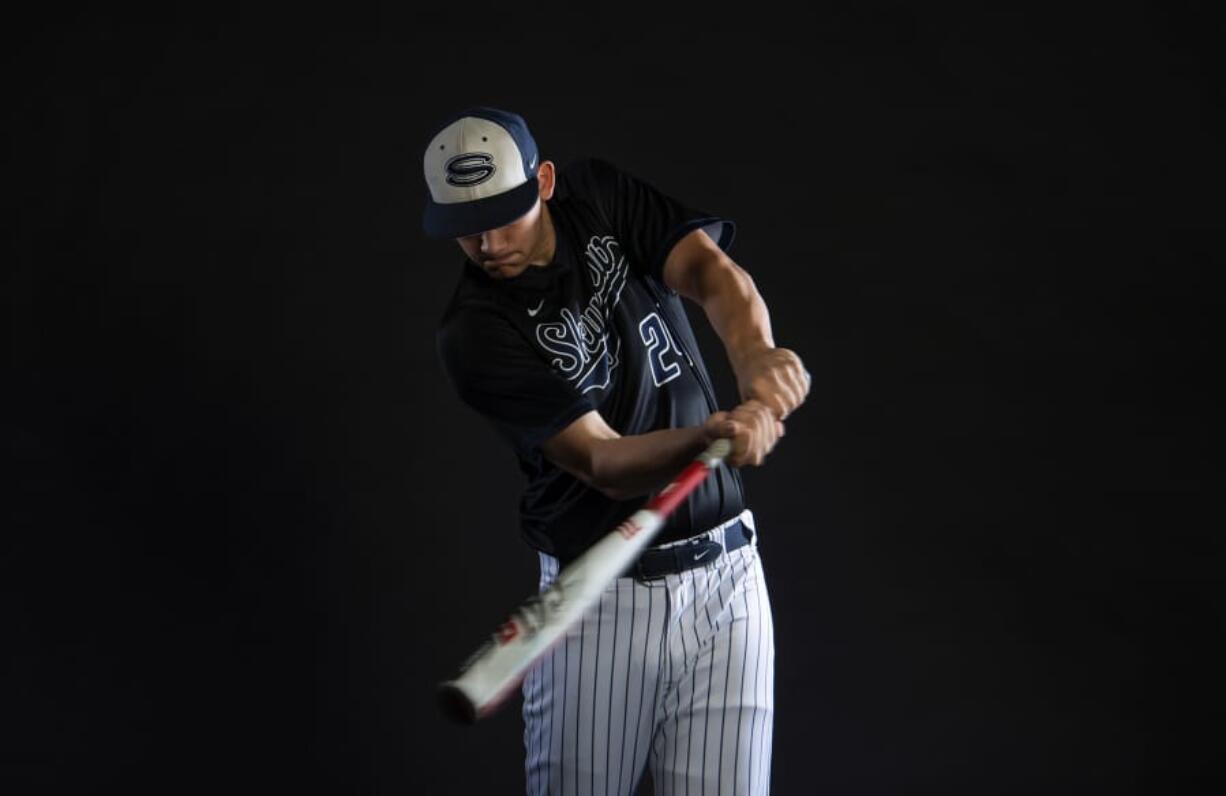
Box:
<box><xmin>474</xmin><ymin>615</ymin><xmax>575</xmax><ymax>721</ymax></box>
<box><xmin>645</xmin><ymin>460</ymin><xmax>711</xmax><ymax>517</ymax></box>
<box><xmin>496</xmin><ymin>619</ymin><xmax>520</xmax><ymax>644</ymax></box>
<box><xmin>617</xmin><ymin>519</ymin><xmax>642</xmax><ymax>540</ymax></box>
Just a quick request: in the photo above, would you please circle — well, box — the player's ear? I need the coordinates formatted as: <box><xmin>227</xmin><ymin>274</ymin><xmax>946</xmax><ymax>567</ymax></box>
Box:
<box><xmin>537</xmin><ymin>161</ymin><xmax>556</xmax><ymax>201</ymax></box>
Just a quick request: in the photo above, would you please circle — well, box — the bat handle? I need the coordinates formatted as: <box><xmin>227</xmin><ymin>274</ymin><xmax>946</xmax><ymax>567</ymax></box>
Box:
<box><xmin>698</xmin><ymin>437</ymin><xmax>732</xmax><ymax>467</ymax></box>
<box><xmin>645</xmin><ymin>438</ymin><xmax>731</xmax><ymax>517</ymax></box>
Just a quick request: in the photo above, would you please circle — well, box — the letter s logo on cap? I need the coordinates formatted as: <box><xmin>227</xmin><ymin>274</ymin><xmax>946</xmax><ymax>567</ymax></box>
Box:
<box><xmin>445</xmin><ymin>153</ymin><xmax>497</xmax><ymax>187</ymax></box>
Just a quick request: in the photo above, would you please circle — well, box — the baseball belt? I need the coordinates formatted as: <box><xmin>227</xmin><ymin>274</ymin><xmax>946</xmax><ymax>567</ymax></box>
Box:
<box><xmin>627</xmin><ymin>518</ymin><xmax>753</xmax><ymax>582</ymax></box>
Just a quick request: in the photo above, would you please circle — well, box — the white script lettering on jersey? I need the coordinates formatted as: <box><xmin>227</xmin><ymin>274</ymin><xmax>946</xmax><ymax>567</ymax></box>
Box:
<box><xmin>534</xmin><ymin>235</ymin><xmax>629</xmax><ymax>394</ymax></box>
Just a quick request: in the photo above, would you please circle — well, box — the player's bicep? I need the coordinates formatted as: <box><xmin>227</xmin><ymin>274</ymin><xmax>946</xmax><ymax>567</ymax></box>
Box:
<box><xmin>540</xmin><ymin>410</ymin><xmax>621</xmax><ymax>495</ymax></box>
<box><xmin>662</xmin><ymin>226</ymin><xmax>733</xmax><ymax>303</ymax></box>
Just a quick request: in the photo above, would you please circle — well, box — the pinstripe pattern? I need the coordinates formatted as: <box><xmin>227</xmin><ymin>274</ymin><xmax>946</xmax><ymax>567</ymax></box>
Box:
<box><xmin>522</xmin><ymin>508</ymin><xmax>774</xmax><ymax>795</ymax></box>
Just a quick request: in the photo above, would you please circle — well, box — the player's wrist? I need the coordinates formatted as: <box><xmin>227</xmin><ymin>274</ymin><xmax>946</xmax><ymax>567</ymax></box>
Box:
<box><xmin>729</xmin><ymin>340</ymin><xmax>775</xmax><ymax>382</ymax></box>
<box><xmin>702</xmin><ymin>411</ymin><xmax>733</xmax><ymax>445</ymax></box>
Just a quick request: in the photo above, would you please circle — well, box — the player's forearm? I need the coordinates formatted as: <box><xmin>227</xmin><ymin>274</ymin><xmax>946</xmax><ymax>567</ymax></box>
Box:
<box><xmin>590</xmin><ymin>425</ymin><xmax>710</xmax><ymax>500</ymax></box>
<box><xmin>696</xmin><ymin>254</ymin><xmax>776</xmax><ymax>381</ymax></box>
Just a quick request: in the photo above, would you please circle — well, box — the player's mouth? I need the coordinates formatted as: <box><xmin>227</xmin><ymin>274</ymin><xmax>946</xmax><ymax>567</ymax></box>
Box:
<box><xmin>484</xmin><ymin>253</ymin><xmax>517</xmax><ymax>265</ymax></box>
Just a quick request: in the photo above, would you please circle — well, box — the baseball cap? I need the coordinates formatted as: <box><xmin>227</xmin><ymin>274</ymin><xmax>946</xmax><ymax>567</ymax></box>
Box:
<box><xmin>421</xmin><ymin>107</ymin><xmax>542</xmax><ymax>239</ymax></box>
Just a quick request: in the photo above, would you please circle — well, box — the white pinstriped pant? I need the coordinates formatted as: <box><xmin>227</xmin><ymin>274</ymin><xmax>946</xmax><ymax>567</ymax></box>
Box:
<box><xmin>522</xmin><ymin>508</ymin><xmax>775</xmax><ymax>795</ymax></box>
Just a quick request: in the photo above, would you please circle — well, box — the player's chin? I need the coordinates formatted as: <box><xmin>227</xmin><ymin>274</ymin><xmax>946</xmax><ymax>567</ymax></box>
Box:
<box><xmin>484</xmin><ymin>259</ymin><xmax>522</xmax><ymax>277</ymax></box>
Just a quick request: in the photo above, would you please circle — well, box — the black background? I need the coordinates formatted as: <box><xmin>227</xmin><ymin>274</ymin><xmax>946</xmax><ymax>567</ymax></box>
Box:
<box><xmin>7</xmin><ymin>4</ymin><xmax>1221</xmax><ymax>793</ymax></box>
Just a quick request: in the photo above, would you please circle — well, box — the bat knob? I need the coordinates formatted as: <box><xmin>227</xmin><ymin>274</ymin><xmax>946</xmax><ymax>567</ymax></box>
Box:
<box><xmin>436</xmin><ymin>681</ymin><xmax>478</xmax><ymax>725</ymax></box>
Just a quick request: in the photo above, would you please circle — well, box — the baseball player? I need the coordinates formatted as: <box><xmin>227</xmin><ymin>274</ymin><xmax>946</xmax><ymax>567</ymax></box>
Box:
<box><xmin>423</xmin><ymin>107</ymin><xmax>810</xmax><ymax>794</ymax></box>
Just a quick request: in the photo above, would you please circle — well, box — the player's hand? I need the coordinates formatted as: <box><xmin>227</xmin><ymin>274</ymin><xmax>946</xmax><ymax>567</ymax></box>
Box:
<box><xmin>702</xmin><ymin>399</ymin><xmax>784</xmax><ymax>468</ymax></box>
<box><xmin>733</xmin><ymin>346</ymin><xmax>812</xmax><ymax>421</ymax></box>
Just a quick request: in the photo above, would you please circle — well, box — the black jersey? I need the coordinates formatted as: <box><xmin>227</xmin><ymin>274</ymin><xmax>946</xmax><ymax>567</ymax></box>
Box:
<box><xmin>435</xmin><ymin>157</ymin><xmax>747</xmax><ymax>563</ymax></box>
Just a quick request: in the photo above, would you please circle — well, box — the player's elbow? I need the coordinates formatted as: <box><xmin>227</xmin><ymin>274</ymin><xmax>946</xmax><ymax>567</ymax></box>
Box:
<box><xmin>588</xmin><ymin>443</ymin><xmax>636</xmax><ymax>501</ymax></box>
<box><xmin>594</xmin><ymin>482</ymin><xmax>628</xmax><ymax>501</ymax></box>
<box><xmin>593</xmin><ymin>478</ymin><xmax>643</xmax><ymax>502</ymax></box>
<box><xmin>590</xmin><ymin>473</ymin><xmax>634</xmax><ymax>502</ymax></box>
<box><xmin>541</xmin><ymin>410</ymin><xmax>630</xmax><ymax>500</ymax></box>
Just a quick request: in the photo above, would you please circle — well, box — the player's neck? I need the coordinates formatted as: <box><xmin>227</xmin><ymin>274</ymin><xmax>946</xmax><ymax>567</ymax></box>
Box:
<box><xmin>525</xmin><ymin>201</ymin><xmax>557</xmax><ymax>268</ymax></box>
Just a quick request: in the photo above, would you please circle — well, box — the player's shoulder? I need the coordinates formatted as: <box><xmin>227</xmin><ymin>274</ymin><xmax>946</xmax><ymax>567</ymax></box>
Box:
<box><xmin>437</xmin><ymin>289</ymin><xmax>509</xmax><ymax>348</ymax></box>
<box><xmin>552</xmin><ymin>156</ymin><xmax>621</xmax><ymax>199</ymax></box>
<box><xmin>550</xmin><ymin>157</ymin><xmax>627</xmax><ymax>231</ymax></box>
<box><xmin>435</xmin><ymin>299</ymin><xmax>524</xmax><ymax>379</ymax></box>
<box><xmin>555</xmin><ymin>155</ymin><xmax>606</xmax><ymax>179</ymax></box>
<box><xmin>438</xmin><ymin>264</ymin><xmax>504</xmax><ymax>333</ymax></box>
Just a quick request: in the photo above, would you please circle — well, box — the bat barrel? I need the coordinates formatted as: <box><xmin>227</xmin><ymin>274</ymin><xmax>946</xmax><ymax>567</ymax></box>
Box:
<box><xmin>436</xmin><ymin>681</ymin><xmax>478</xmax><ymax>725</ymax></box>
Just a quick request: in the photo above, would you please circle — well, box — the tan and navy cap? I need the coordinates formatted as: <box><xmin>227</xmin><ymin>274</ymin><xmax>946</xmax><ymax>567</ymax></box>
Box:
<box><xmin>422</xmin><ymin>107</ymin><xmax>542</xmax><ymax>239</ymax></box>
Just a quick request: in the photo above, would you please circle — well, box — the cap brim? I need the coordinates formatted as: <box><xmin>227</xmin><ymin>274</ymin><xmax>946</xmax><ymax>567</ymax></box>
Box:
<box><xmin>422</xmin><ymin>178</ymin><xmax>540</xmax><ymax>239</ymax></box>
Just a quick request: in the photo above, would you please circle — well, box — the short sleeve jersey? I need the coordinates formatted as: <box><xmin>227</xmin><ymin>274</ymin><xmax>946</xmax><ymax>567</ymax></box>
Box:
<box><xmin>435</xmin><ymin>157</ymin><xmax>747</xmax><ymax>564</ymax></box>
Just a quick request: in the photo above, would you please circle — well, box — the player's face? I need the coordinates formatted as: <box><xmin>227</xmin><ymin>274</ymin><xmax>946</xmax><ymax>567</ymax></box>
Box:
<box><xmin>455</xmin><ymin>163</ymin><xmax>555</xmax><ymax>279</ymax></box>
<box><xmin>457</xmin><ymin>201</ymin><xmax>542</xmax><ymax>278</ymax></box>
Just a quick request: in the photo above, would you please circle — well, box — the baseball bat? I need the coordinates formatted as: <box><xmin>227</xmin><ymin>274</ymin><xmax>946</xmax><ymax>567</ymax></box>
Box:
<box><xmin>436</xmin><ymin>438</ymin><xmax>732</xmax><ymax>724</ymax></box>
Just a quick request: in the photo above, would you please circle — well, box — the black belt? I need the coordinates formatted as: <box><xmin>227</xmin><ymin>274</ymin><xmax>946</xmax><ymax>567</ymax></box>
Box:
<box><xmin>627</xmin><ymin>519</ymin><xmax>753</xmax><ymax>582</ymax></box>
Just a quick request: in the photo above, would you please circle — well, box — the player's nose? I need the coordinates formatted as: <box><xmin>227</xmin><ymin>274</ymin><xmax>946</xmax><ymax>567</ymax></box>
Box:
<box><xmin>479</xmin><ymin>229</ymin><xmax>507</xmax><ymax>254</ymax></box>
